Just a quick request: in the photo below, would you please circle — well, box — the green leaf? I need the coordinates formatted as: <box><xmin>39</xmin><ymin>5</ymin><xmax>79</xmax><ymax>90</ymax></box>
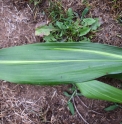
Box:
<box><xmin>67</xmin><ymin>8</ymin><xmax>74</xmax><ymax>18</ymax></box>
<box><xmin>68</xmin><ymin>101</ymin><xmax>75</xmax><ymax>115</ymax></box>
<box><xmin>79</xmin><ymin>37</ymin><xmax>91</xmax><ymax>42</ymax></box>
<box><xmin>35</xmin><ymin>24</ymin><xmax>57</xmax><ymax>36</ymax></box>
<box><xmin>44</xmin><ymin>34</ymin><xmax>56</xmax><ymax>42</ymax></box>
<box><xmin>107</xmin><ymin>73</ymin><xmax>122</xmax><ymax>80</ymax></box>
<box><xmin>74</xmin><ymin>20</ymin><xmax>80</xmax><ymax>29</ymax></box>
<box><xmin>79</xmin><ymin>27</ymin><xmax>91</xmax><ymax>36</ymax></box>
<box><xmin>81</xmin><ymin>7</ymin><xmax>89</xmax><ymax>19</ymax></box>
<box><xmin>0</xmin><ymin>42</ymin><xmax>122</xmax><ymax>103</ymax></box>
<box><xmin>76</xmin><ymin>80</ymin><xmax>122</xmax><ymax>103</ymax></box>
<box><xmin>82</xmin><ymin>18</ymin><xmax>96</xmax><ymax>26</ymax></box>
<box><xmin>56</xmin><ymin>21</ymin><xmax>66</xmax><ymax>29</ymax></box>
<box><xmin>74</xmin><ymin>12</ymin><xmax>79</xmax><ymax>18</ymax></box>
<box><xmin>91</xmin><ymin>18</ymin><xmax>101</xmax><ymax>30</ymax></box>
<box><xmin>104</xmin><ymin>104</ymin><xmax>119</xmax><ymax>111</ymax></box>
<box><xmin>0</xmin><ymin>42</ymin><xmax>122</xmax><ymax>86</ymax></box>
<box><xmin>64</xmin><ymin>92</ymin><xmax>71</xmax><ymax>97</ymax></box>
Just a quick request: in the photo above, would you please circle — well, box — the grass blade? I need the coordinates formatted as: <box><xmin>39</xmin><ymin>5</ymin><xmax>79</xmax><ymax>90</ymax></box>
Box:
<box><xmin>104</xmin><ymin>104</ymin><xmax>119</xmax><ymax>111</ymax></box>
<box><xmin>67</xmin><ymin>101</ymin><xmax>75</xmax><ymax>115</ymax></box>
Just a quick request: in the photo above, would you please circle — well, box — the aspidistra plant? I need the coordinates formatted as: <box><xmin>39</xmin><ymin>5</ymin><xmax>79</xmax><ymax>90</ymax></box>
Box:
<box><xmin>0</xmin><ymin>42</ymin><xmax>122</xmax><ymax>103</ymax></box>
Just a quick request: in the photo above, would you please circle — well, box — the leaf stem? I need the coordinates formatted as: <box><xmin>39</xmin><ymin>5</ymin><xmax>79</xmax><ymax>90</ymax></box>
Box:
<box><xmin>67</xmin><ymin>90</ymin><xmax>77</xmax><ymax>104</ymax></box>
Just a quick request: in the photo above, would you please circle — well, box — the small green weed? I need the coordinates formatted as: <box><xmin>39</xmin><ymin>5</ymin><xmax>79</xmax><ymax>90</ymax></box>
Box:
<box><xmin>108</xmin><ymin>0</ymin><xmax>122</xmax><ymax>21</ymax></box>
<box><xmin>104</xmin><ymin>103</ymin><xmax>122</xmax><ymax>111</ymax></box>
<box><xmin>48</xmin><ymin>0</ymin><xmax>65</xmax><ymax>22</ymax></box>
<box><xmin>29</xmin><ymin>0</ymin><xmax>42</xmax><ymax>6</ymax></box>
<box><xmin>118</xmin><ymin>16</ymin><xmax>122</xmax><ymax>24</ymax></box>
<box><xmin>35</xmin><ymin>1</ymin><xmax>100</xmax><ymax>42</ymax></box>
<box><xmin>64</xmin><ymin>85</ymin><xmax>82</xmax><ymax>115</ymax></box>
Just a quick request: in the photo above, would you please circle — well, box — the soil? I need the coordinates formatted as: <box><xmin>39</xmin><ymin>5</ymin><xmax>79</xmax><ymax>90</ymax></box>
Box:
<box><xmin>0</xmin><ymin>0</ymin><xmax>122</xmax><ymax>124</ymax></box>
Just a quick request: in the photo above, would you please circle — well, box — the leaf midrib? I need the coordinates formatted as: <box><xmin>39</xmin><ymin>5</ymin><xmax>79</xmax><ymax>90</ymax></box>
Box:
<box><xmin>0</xmin><ymin>60</ymin><xmax>122</xmax><ymax>64</ymax></box>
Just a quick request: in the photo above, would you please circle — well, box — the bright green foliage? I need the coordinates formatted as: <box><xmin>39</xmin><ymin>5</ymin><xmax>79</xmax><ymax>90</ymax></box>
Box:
<box><xmin>1</xmin><ymin>42</ymin><xmax>122</xmax><ymax>85</ymax></box>
<box><xmin>79</xmin><ymin>27</ymin><xmax>91</xmax><ymax>37</ymax></box>
<box><xmin>0</xmin><ymin>42</ymin><xmax>122</xmax><ymax>103</ymax></box>
<box><xmin>35</xmin><ymin>6</ymin><xmax>100</xmax><ymax>42</ymax></box>
<box><xmin>82</xmin><ymin>18</ymin><xmax>96</xmax><ymax>26</ymax></box>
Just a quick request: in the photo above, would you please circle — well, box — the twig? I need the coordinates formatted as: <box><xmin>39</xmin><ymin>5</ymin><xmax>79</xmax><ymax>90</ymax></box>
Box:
<box><xmin>72</xmin><ymin>98</ymin><xmax>89</xmax><ymax>124</ymax></box>
<box><xmin>27</xmin><ymin>4</ymin><xmax>33</xmax><ymax>14</ymax></box>
<box><xmin>76</xmin><ymin>96</ymin><xmax>88</xmax><ymax>108</ymax></box>
<box><xmin>77</xmin><ymin>96</ymin><xmax>102</xmax><ymax>115</ymax></box>
<box><xmin>88</xmin><ymin>110</ymin><xmax>102</xmax><ymax>115</ymax></box>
